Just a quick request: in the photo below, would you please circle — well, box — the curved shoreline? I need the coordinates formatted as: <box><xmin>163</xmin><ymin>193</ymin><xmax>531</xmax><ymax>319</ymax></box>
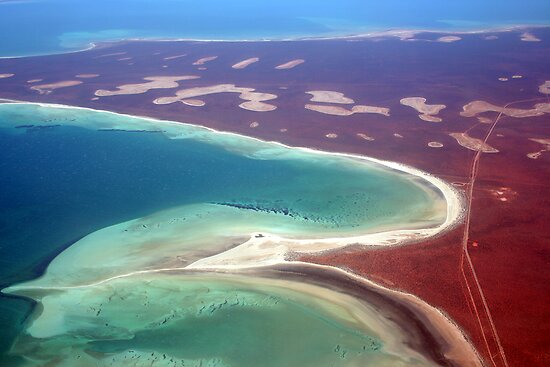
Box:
<box><xmin>0</xmin><ymin>101</ymin><xmax>476</xmax><ymax>365</ymax></box>
<box><xmin>0</xmin><ymin>24</ymin><xmax>547</xmax><ymax>59</ymax></box>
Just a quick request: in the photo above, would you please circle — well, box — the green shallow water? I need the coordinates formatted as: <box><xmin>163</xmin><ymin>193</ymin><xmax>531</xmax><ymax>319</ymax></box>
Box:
<box><xmin>0</xmin><ymin>103</ymin><xmax>448</xmax><ymax>366</ymax></box>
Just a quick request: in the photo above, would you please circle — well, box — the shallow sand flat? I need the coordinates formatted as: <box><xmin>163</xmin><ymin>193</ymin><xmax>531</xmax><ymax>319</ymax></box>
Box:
<box><xmin>181</xmin><ymin>99</ymin><xmax>206</xmax><ymax>107</ymax></box>
<box><xmin>232</xmin><ymin>57</ymin><xmax>260</xmax><ymax>69</ymax></box>
<box><xmin>539</xmin><ymin>80</ymin><xmax>550</xmax><ymax>94</ymax></box>
<box><xmin>306</xmin><ymin>90</ymin><xmax>355</xmax><ymax>104</ymax></box>
<box><xmin>154</xmin><ymin>84</ymin><xmax>278</xmax><ymax>112</ymax></box>
<box><xmin>164</xmin><ymin>54</ymin><xmax>187</xmax><ymax>60</ymax></box>
<box><xmin>449</xmin><ymin>132</ymin><xmax>499</xmax><ymax>153</ymax></box>
<box><xmin>357</xmin><ymin>133</ymin><xmax>374</xmax><ymax>141</ymax></box>
<box><xmin>305</xmin><ymin>104</ymin><xmax>389</xmax><ymax>116</ymax></box>
<box><xmin>0</xmin><ymin>73</ymin><xmax>14</xmax><ymax>79</ymax></box>
<box><xmin>520</xmin><ymin>32</ymin><xmax>541</xmax><ymax>42</ymax></box>
<box><xmin>418</xmin><ymin>114</ymin><xmax>442</xmax><ymax>123</ymax></box>
<box><xmin>275</xmin><ymin>59</ymin><xmax>305</xmax><ymax>69</ymax></box>
<box><xmin>30</xmin><ymin>80</ymin><xmax>83</xmax><ymax>95</ymax></box>
<box><xmin>427</xmin><ymin>142</ymin><xmax>443</xmax><ymax>148</ymax></box>
<box><xmin>400</xmin><ymin>97</ymin><xmax>446</xmax><ymax>120</ymax></box>
<box><xmin>436</xmin><ymin>36</ymin><xmax>461</xmax><ymax>43</ymax></box>
<box><xmin>26</xmin><ymin>79</ymin><xmax>43</xmax><ymax>83</ymax></box>
<box><xmin>192</xmin><ymin>56</ymin><xmax>218</xmax><ymax>65</ymax></box>
<box><xmin>460</xmin><ymin>100</ymin><xmax>549</xmax><ymax>118</ymax></box>
<box><xmin>527</xmin><ymin>138</ymin><xmax>550</xmax><ymax>159</ymax></box>
<box><xmin>95</xmin><ymin>75</ymin><xmax>199</xmax><ymax>97</ymax></box>
<box><xmin>476</xmin><ymin>116</ymin><xmax>493</xmax><ymax>124</ymax></box>
<box><xmin>76</xmin><ymin>73</ymin><xmax>99</xmax><ymax>78</ymax></box>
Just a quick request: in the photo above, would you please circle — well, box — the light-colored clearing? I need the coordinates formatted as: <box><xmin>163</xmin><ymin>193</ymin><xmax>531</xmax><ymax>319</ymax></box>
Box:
<box><xmin>181</xmin><ymin>99</ymin><xmax>205</xmax><ymax>107</ymax></box>
<box><xmin>275</xmin><ymin>59</ymin><xmax>305</xmax><ymax>70</ymax></box>
<box><xmin>306</xmin><ymin>90</ymin><xmax>355</xmax><ymax>104</ymax></box>
<box><xmin>357</xmin><ymin>133</ymin><xmax>374</xmax><ymax>141</ymax></box>
<box><xmin>0</xmin><ymin>73</ymin><xmax>14</xmax><ymax>79</ymax></box>
<box><xmin>449</xmin><ymin>132</ymin><xmax>499</xmax><ymax>153</ymax></box>
<box><xmin>520</xmin><ymin>32</ymin><xmax>540</xmax><ymax>42</ymax></box>
<box><xmin>164</xmin><ymin>54</ymin><xmax>187</xmax><ymax>60</ymax></box>
<box><xmin>193</xmin><ymin>56</ymin><xmax>218</xmax><ymax>65</ymax></box>
<box><xmin>400</xmin><ymin>97</ymin><xmax>446</xmax><ymax>116</ymax></box>
<box><xmin>325</xmin><ymin>133</ymin><xmax>338</xmax><ymax>139</ymax></box>
<box><xmin>460</xmin><ymin>100</ymin><xmax>549</xmax><ymax>118</ymax></box>
<box><xmin>539</xmin><ymin>81</ymin><xmax>550</xmax><ymax>95</ymax></box>
<box><xmin>476</xmin><ymin>116</ymin><xmax>493</xmax><ymax>124</ymax></box>
<box><xmin>76</xmin><ymin>74</ymin><xmax>99</xmax><ymax>78</ymax></box>
<box><xmin>428</xmin><ymin>142</ymin><xmax>443</xmax><ymax>148</ymax></box>
<box><xmin>153</xmin><ymin>84</ymin><xmax>277</xmax><ymax>112</ymax></box>
<box><xmin>30</xmin><ymin>80</ymin><xmax>83</xmax><ymax>95</ymax></box>
<box><xmin>232</xmin><ymin>57</ymin><xmax>260</xmax><ymax>69</ymax></box>
<box><xmin>95</xmin><ymin>75</ymin><xmax>199</xmax><ymax>97</ymax></box>
<box><xmin>305</xmin><ymin>104</ymin><xmax>389</xmax><ymax>117</ymax></box>
<box><xmin>436</xmin><ymin>36</ymin><xmax>461</xmax><ymax>43</ymax></box>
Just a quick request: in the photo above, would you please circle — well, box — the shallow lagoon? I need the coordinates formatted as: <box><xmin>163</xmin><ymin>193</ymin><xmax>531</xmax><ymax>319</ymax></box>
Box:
<box><xmin>0</xmin><ymin>103</ymin><xmax>447</xmax><ymax>366</ymax></box>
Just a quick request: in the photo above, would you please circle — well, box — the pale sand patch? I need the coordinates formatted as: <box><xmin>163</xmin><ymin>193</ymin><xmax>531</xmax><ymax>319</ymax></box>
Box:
<box><xmin>520</xmin><ymin>32</ymin><xmax>540</xmax><ymax>42</ymax></box>
<box><xmin>232</xmin><ymin>57</ymin><xmax>260</xmax><ymax>69</ymax></box>
<box><xmin>498</xmin><ymin>77</ymin><xmax>508</xmax><ymax>82</ymax></box>
<box><xmin>400</xmin><ymin>97</ymin><xmax>446</xmax><ymax>116</ymax></box>
<box><xmin>357</xmin><ymin>133</ymin><xmax>374</xmax><ymax>141</ymax></box>
<box><xmin>460</xmin><ymin>100</ymin><xmax>549</xmax><ymax>118</ymax></box>
<box><xmin>418</xmin><ymin>114</ymin><xmax>442</xmax><ymax>123</ymax></box>
<box><xmin>306</xmin><ymin>90</ymin><xmax>355</xmax><ymax>104</ymax></box>
<box><xmin>162</xmin><ymin>65</ymin><xmax>168</xmax><ymax>68</ymax></box>
<box><xmin>164</xmin><ymin>54</ymin><xmax>187</xmax><ymax>60</ymax></box>
<box><xmin>94</xmin><ymin>52</ymin><xmax>126</xmax><ymax>59</ymax></box>
<box><xmin>527</xmin><ymin>138</ymin><xmax>550</xmax><ymax>159</ymax></box>
<box><xmin>305</xmin><ymin>104</ymin><xmax>389</xmax><ymax>117</ymax></box>
<box><xmin>393</xmin><ymin>133</ymin><xmax>403</xmax><ymax>138</ymax></box>
<box><xmin>192</xmin><ymin>56</ymin><xmax>218</xmax><ymax>65</ymax></box>
<box><xmin>436</xmin><ymin>36</ymin><xmax>461</xmax><ymax>43</ymax></box>
<box><xmin>197</xmin><ymin>67</ymin><xmax>207</xmax><ymax>71</ymax></box>
<box><xmin>476</xmin><ymin>116</ymin><xmax>493</xmax><ymax>124</ymax></box>
<box><xmin>30</xmin><ymin>80</ymin><xmax>83</xmax><ymax>95</ymax></box>
<box><xmin>249</xmin><ymin>121</ymin><xmax>259</xmax><ymax>128</ymax></box>
<box><xmin>428</xmin><ymin>142</ymin><xmax>443</xmax><ymax>148</ymax></box>
<box><xmin>325</xmin><ymin>133</ymin><xmax>338</xmax><ymax>139</ymax></box>
<box><xmin>539</xmin><ymin>81</ymin><xmax>550</xmax><ymax>94</ymax></box>
<box><xmin>279</xmin><ymin>86</ymin><xmax>288</xmax><ymax>90</ymax></box>
<box><xmin>0</xmin><ymin>73</ymin><xmax>14</xmax><ymax>79</ymax></box>
<box><xmin>95</xmin><ymin>75</ymin><xmax>199</xmax><ymax>97</ymax></box>
<box><xmin>91</xmin><ymin>97</ymin><xmax>99</xmax><ymax>101</ymax></box>
<box><xmin>76</xmin><ymin>74</ymin><xmax>99</xmax><ymax>79</ymax></box>
<box><xmin>483</xmin><ymin>35</ymin><xmax>498</xmax><ymax>40</ymax></box>
<box><xmin>279</xmin><ymin>128</ymin><xmax>288</xmax><ymax>132</ymax></box>
<box><xmin>181</xmin><ymin>99</ymin><xmax>205</xmax><ymax>107</ymax></box>
<box><xmin>449</xmin><ymin>132</ymin><xmax>499</xmax><ymax>153</ymax></box>
<box><xmin>117</xmin><ymin>57</ymin><xmax>132</xmax><ymax>61</ymax></box>
<box><xmin>512</xmin><ymin>75</ymin><xmax>523</xmax><ymax>79</ymax></box>
<box><xmin>153</xmin><ymin>84</ymin><xmax>278</xmax><ymax>112</ymax></box>
<box><xmin>275</xmin><ymin>59</ymin><xmax>305</xmax><ymax>70</ymax></box>
<box><xmin>27</xmin><ymin>79</ymin><xmax>43</xmax><ymax>84</ymax></box>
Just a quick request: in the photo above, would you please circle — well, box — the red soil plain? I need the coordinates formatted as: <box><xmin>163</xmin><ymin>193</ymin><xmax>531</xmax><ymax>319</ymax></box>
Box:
<box><xmin>1</xmin><ymin>28</ymin><xmax>549</xmax><ymax>366</ymax></box>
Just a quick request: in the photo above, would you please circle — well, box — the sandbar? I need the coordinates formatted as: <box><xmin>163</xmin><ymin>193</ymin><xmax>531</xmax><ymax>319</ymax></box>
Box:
<box><xmin>460</xmin><ymin>100</ymin><xmax>549</xmax><ymax>118</ymax></box>
<box><xmin>232</xmin><ymin>57</ymin><xmax>260</xmax><ymax>69</ymax></box>
<box><xmin>436</xmin><ymin>36</ymin><xmax>461</xmax><ymax>43</ymax></box>
<box><xmin>325</xmin><ymin>133</ymin><xmax>338</xmax><ymax>139</ymax></box>
<box><xmin>94</xmin><ymin>52</ymin><xmax>127</xmax><ymax>58</ymax></box>
<box><xmin>520</xmin><ymin>32</ymin><xmax>541</xmax><ymax>42</ymax></box>
<box><xmin>154</xmin><ymin>84</ymin><xmax>278</xmax><ymax>112</ymax></box>
<box><xmin>427</xmin><ymin>142</ymin><xmax>443</xmax><ymax>148</ymax></box>
<box><xmin>95</xmin><ymin>75</ymin><xmax>199</xmax><ymax>97</ymax></box>
<box><xmin>539</xmin><ymin>81</ymin><xmax>550</xmax><ymax>95</ymax></box>
<box><xmin>449</xmin><ymin>132</ymin><xmax>499</xmax><ymax>153</ymax></box>
<box><xmin>400</xmin><ymin>97</ymin><xmax>446</xmax><ymax>117</ymax></box>
<box><xmin>193</xmin><ymin>56</ymin><xmax>218</xmax><ymax>65</ymax></box>
<box><xmin>0</xmin><ymin>73</ymin><xmax>14</xmax><ymax>79</ymax></box>
<box><xmin>527</xmin><ymin>138</ymin><xmax>550</xmax><ymax>159</ymax></box>
<box><xmin>249</xmin><ymin>121</ymin><xmax>259</xmax><ymax>128</ymax></box>
<box><xmin>76</xmin><ymin>73</ymin><xmax>99</xmax><ymax>78</ymax></box>
<box><xmin>30</xmin><ymin>80</ymin><xmax>83</xmax><ymax>95</ymax></box>
<box><xmin>181</xmin><ymin>99</ymin><xmax>206</xmax><ymax>107</ymax></box>
<box><xmin>357</xmin><ymin>133</ymin><xmax>374</xmax><ymax>141</ymax></box>
<box><xmin>26</xmin><ymin>79</ymin><xmax>43</xmax><ymax>83</ymax></box>
<box><xmin>306</xmin><ymin>90</ymin><xmax>355</xmax><ymax>104</ymax></box>
<box><xmin>164</xmin><ymin>54</ymin><xmax>187</xmax><ymax>60</ymax></box>
<box><xmin>275</xmin><ymin>59</ymin><xmax>305</xmax><ymax>70</ymax></box>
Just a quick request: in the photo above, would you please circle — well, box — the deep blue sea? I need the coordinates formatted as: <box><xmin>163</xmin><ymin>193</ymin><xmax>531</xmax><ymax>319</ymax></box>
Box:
<box><xmin>0</xmin><ymin>0</ymin><xmax>549</xmax><ymax>57</ymax></box>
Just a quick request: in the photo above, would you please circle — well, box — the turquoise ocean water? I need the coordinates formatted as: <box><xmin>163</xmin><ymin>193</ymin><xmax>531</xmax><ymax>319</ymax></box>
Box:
<box><xmin>0</xmin><ymin>0</ymin><xmax>549</xmax><ymax>57</ymax></box>
<box><xmin>0</xmin><ymin>104</ymin><xmax>446</xmax><ymax>366</ymax></box>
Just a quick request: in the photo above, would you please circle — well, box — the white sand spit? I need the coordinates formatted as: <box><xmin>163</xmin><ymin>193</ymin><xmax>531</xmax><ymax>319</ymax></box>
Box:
<box><xmin>232</xmin><ymin>57</ymin><xmax>260</xmax><ymax>69</ymax></box>
<box><xmin>275</xmin><ymin>59</ymin><xmax>305</xmax><ymax>69</ymax></box>
<box><xmin>193</xmin><ymin>56</ymin><xmax>218</xmax><ymax>65</ymax></box>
